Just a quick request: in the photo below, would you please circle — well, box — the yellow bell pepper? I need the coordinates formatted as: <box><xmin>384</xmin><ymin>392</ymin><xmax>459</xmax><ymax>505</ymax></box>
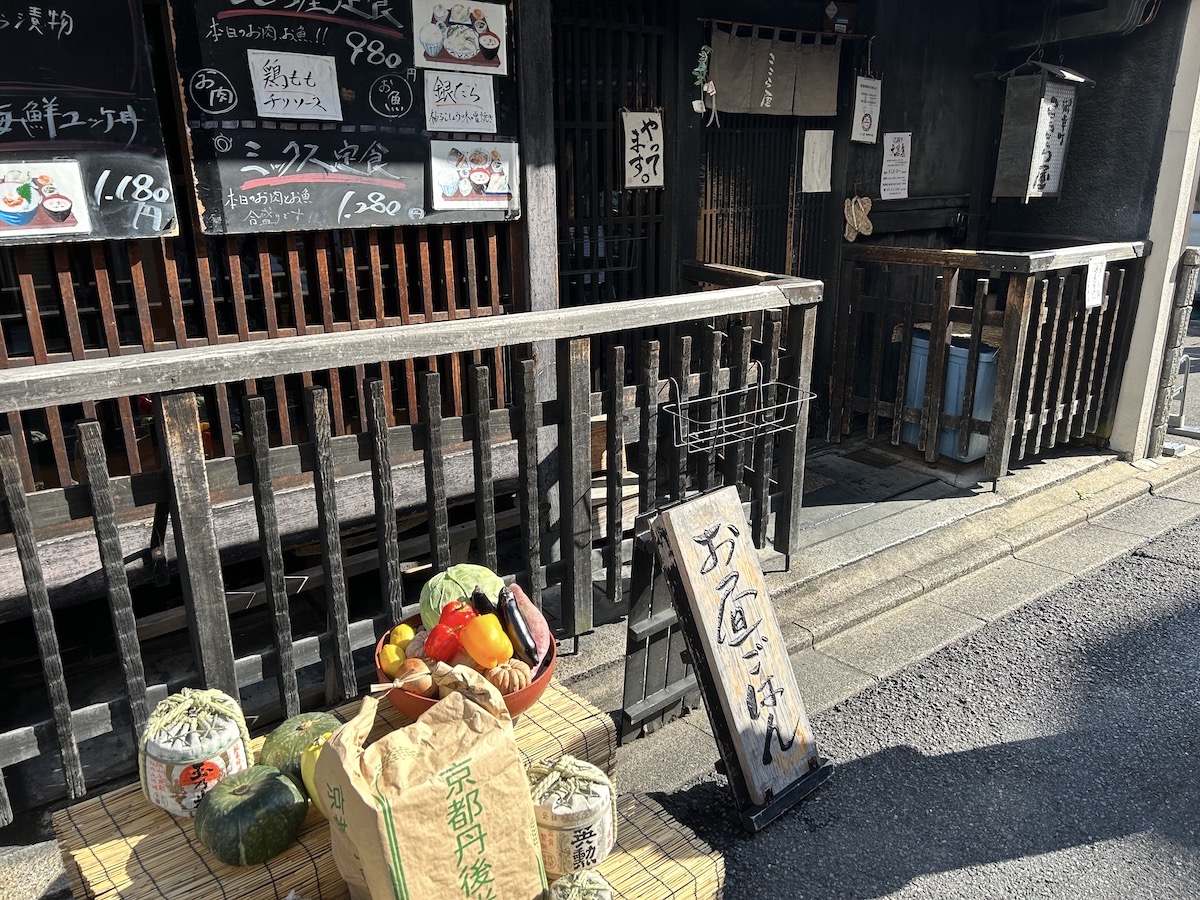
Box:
<box><xmin>301</xmin><ymin>732</ymin><xmax>333</xmax><ymax>818</ymax></box>
<box><xmin>461</xmin><ymin>613</ymin><xmax>513</xmax><ymax>669</ymax></box>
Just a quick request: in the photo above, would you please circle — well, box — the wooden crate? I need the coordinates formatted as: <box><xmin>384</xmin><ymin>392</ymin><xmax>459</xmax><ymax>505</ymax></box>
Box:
<box><xmin>53</xmin><ymin>682</ymin><xmax>618</xmax><ymax>900</ymax></box>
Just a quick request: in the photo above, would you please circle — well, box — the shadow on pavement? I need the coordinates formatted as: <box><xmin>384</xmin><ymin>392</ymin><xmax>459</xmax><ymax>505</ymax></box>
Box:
<box><xmin>652</xmin><ymin>586</ymin><xmax>1200</xmax><ymax>898</ymax></box>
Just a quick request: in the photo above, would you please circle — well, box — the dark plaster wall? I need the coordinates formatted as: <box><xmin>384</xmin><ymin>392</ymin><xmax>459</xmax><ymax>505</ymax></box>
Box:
<box><xmin>988</xmin><ymin>2</ymin><xmax>1189</xmax><ymax>243</ymax></box>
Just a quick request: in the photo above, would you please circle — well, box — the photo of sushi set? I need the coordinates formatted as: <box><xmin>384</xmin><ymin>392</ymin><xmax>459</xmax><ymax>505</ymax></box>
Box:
<box><xmin>415</xmin><ymin>1</ymin><xmax>508</xmax><ymax>74</ymax></box>
<box><xmin>0</xmin><ymin>162</ymin><xmax>90</xmax><ymax>238</ymax></box>
<box><xmin>430</xmin><ymin>140</ymin><xmax>518</xmax><ymax>212</ymax></box>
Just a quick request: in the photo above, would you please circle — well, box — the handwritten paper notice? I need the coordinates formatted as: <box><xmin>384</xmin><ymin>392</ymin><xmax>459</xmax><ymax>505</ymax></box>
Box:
<box><xmin>247</xmin><ymin>50</ymin><xmax>343</xmax><ymax>122</ymax></box>
<box><xmin>622</xmin><ymin>111</ymin><xmax>664</xmax><ymax>189</ymax></box>
<box><xmin>654</xmin><ymin>487</ymin><xmax>821</xmax><ymax>808</ymax></box>
<box><xmin>424</xmin><ymin>71</ymin><xmax>497</xmax><ymax>133</ymax></box>
<box><xmin>880</xmin><ymin>131</ymin><xmax>911</xmax><ymax>200</ymax></box>
<box><xmin>1085</xmin><ymin>256</ymin><xmax>1106</xmax><ymax>309</ymax></box>
<box><xmin>802</xmin><ymin>130</ymin><xmax>833</xmax><ymax>193</ymax></box>
<box><xmin>851</xmin><ymin>76</ymin><xmax>881</xmax><ymax>144</ymax></box>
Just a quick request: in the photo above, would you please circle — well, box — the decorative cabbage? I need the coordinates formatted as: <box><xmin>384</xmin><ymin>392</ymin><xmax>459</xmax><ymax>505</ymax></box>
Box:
<box><xmin>419</xmin><ymin>564</ymin><xmax>506</xmax><ymax>629</ymax></box>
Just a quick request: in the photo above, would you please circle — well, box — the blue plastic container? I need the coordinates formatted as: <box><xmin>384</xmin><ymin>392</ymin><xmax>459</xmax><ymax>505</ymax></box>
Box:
<box><xmin>900</xmin><ymin>331</ymin><xmax>998</xmax><ymax>463</ymax></box>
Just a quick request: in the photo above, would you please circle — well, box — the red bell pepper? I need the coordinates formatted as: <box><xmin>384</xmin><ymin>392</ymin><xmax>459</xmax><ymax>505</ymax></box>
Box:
<box><xmin>438</xmin><ymin>600</ymin><xmax>478</xmax><ymax>631</ymax></box>
<box><xmin>424</xmin><ymin>622</ymin><xmax>462</xmax><ymax>663</ymax></box>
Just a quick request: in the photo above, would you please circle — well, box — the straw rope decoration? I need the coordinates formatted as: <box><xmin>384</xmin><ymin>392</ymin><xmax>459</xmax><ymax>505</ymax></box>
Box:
<box><xmin>551</xmin><ymin>869</ymin><xmax>615</xmax><ymax>900</ymax></box>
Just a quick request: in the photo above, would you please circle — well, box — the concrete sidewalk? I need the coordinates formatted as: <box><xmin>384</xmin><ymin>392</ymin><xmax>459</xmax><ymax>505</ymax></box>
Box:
<box><xmin>9</xmin><ymin>442</ymin><xmax>1200</xmax><ymax>899</ymax></box>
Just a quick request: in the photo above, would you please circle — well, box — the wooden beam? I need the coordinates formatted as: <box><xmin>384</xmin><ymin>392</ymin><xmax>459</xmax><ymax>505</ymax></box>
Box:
<box><xmin>841</xmin><ymin>241</ymin><xmax>1146</xmax><ymax>274</ymax></box>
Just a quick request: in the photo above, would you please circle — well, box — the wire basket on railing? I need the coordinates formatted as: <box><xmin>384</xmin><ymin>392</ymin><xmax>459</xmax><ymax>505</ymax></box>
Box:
<box><xmin>662</xmin><ymin>362</ymin><xmax>815</xmax><ymax>454</ymax></box>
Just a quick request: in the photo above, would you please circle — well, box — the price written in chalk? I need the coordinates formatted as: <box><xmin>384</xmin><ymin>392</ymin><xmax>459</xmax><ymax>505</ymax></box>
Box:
<box><xmin>336</xmin><ymin>189</ymin><xmax>408</xmax><ymax>221</ymax></box>
<box><xmin>93</xmin><ymin>168</ymin><xmax>174</xmax><ymax>232</ymax></box>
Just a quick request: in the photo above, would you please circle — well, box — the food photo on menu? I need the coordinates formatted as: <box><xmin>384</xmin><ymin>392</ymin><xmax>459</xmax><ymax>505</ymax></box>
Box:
<box><xmin>0</xmin><ymin>161</ymin><xmax>92</xmax><ymax>239</ymax></box>
<box><xmin>429</xmin><ymin>140</ymin><xmax>519</xmax><ymax>212</ymax></box>
<box><xmin>413</xmin><ymin>0</ymin><xmax>509</xmax><ymax>75</ymax></box>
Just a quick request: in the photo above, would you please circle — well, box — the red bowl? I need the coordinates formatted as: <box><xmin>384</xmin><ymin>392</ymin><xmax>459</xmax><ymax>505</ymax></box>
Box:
<box><xmin>375</xmin><ymin>618</ymin><xmax>556</xmax><ymax>720</ymax></box>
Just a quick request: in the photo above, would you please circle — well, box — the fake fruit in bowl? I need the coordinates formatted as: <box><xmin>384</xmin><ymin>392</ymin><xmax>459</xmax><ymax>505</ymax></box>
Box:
<box><xmin>259</xmin><ymin>711</ymin><xmax>342</xmax><ymax>788</ymax></box>
<box><xmin>461</xmin><ymin>613</ymin><xmax>513</xmax><ymax>669</ymax></box>
<box><xmin>300</xmin><ymin>732</ymin><xmax>333</xmax><ymax>817</ymax></box>
<box><xmin>194</xmin><ymin>765</ymin><xmax>308</xmax><ymax>866</ymax></box>
<box><xmin>387</xmin><ymin>622</ymin><xmax>415</xmax><ymax>654</ymax></box>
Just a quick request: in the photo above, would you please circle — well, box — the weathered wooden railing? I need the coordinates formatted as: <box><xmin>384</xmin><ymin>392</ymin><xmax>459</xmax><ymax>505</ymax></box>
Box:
<box><xmin>829</xmin><ymin>242</ymin><xmax>1146</xmax><ymax>480</ymax></box>
<box><xmin>0</xmin><ymin>271</ymin><xmax>821</xmax><ymax>823</ymax></box>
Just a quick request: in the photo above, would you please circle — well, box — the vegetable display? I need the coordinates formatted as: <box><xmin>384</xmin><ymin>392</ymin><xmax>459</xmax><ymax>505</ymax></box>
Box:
<box><xmin>498</xmin><ymin>585</ymin><xmax>538</xmax><ymax>666</ymax></box>
<box><xmin>194</xmin><ymin>766</ymin><xmax>308</xmax><ymax>866</ymax></box>
<box><xmin>300</xmin><ymin>732</ymin><xmax>333</xmax><ymax>817</ymax></box>
<box><xmin>485</xmin><ymin>658</ymin><xmax>532</xmax><ymax>695</ymax></box>
<box><xmin>259</xmin><ymin>711</ymin><xmax>343</xmax><ymax>788</ymax></box>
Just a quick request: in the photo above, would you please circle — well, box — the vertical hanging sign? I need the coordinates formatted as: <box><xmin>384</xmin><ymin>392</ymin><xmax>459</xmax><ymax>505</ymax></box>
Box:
<box><xmin>1027</xmin><ymin>80</ymin><xmax>1076</xmax><ymax>200</ymax></box>
<box><xmin>622</xmin><ymin>111</ymin><xmax>665</xmax><ymax>189</ymax></box>
<box><xmin>851</xmin><ymin>75</ymin><xmax>881</xmax><ymax>144</ymax></box>
<box><xmin>653</xmin><ymin>487</ymin><xmax>832</xmax><ymax>832</ymax></box>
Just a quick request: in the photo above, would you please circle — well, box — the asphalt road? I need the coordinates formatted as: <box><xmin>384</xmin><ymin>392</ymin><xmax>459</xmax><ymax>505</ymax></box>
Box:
<box><xmin>655</xmin><ymin>516</ymin><xmax>1200</xmax><ymax>899</ymax></box>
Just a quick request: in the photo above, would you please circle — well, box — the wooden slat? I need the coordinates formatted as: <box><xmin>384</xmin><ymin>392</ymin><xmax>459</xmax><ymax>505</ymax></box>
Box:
<box><xmin>0</xmin><ymin>434</ymin><xmax>86</xmax><ymax>800</ymax></box>
<box><xmin>158</xmin><ymin>239</ymin><xmax>191</xmax><ymax>348</ymax></box>
<box><xmin>957</xmin><ymin>278</ymin><xmax>989</xmax><ymax>460</ymax></box>
<box><xmin>605</xmin><ymin>345</ymin><xmax>626</xmax><ymax>604</ymax></box>
<box><xmin>0</xmin><ymin>283</ymin><xmax>821</xmax><ymax>414</ymax></box>
<box><xmin>638</xmin><ymin>340</ymin><xmax>661</xmax><ymax>515</ymax></box>
<box><xmin>890</xmin><ymin>277</ymin><xmax>919</xmax><ymax>446</ymax></box>
<box><xmin>392</xmin><ymin>231</ymin><xmax>419</xmax><ymax>421</ymax></box>
<box><xmin>984</xmin><ymin>275</ymin><xmax>1036</xmax><ymax>481</ymax></box>
<box><xmin>699</xmin><ymin>329</ymin><xmax>721</xmax><ymax>490</ymax></box>
<box><xmin>78</xmin><ymin>421</ymin><xmax>150</xmax><ymax>740</ymax></box>
<box><xmin>53</xmin><ymin>246</ymin><xmax>97</xmax><ymax>420</ymax></box>
<box><xmin>558</xmin><ymin>338</ymin><xmax>593</xmax><ymax>637</ymax></box>
<box><xmin>1085</xmin><ymin>265</ymin><xmax>1128</xmax><ymax>435</ymax></box>
<box><xmin>752</xmin><ymin>311</ymin><xmax>782</xmax><ymax>548</ymax></box>
<box><xmin>841</xmin><ymin>267</ymin><xmax>866</xmax><ymax>437</ymax></box>
<box><xmin>225</xmin><ymin>236</ymin><xmax>251</xmax><ymax>341</ymax></box>
<box><xmin>670</xmin><ymin>335</ymin><xmax>692</xmax><ymax>502</ymax></box>
<box><xmin>1052</xmin><ymin>275</ymin><xmax>1086</xmax><ymax>448</ymax></box>
<box><xmin>245</xmin><ymin>396</ymin><xmax>301</xmax><ymax>719</ymax></box>
<box><xmin>469</xmin><ymin>365</ymin><xmax>498</xmax><ymax>571</ymax></box>
<box><xmin>840</xmin><ymin>241</ymin><xmax>1145</xmax><ymax>274</ymax></box>
<box><xmin>865</xmin><ymin>279</ymin><xmax>889</xmax><ymax>439</ymax></box>
<box><xmin>1034</xmin><ymin>276</ymin><xmax>1068</xmax><ymax>455</ymax></box>
<box><xmin>366</xmin><ymin>378</ymin><xmax>406</xmax><ymax>625</ymax></box>
<box><xmin>304</xmin><ymin>387</ymin><xmax>356</xmax><ymax>705</ymax></box>
<box><xmin>0</xmin><ymin>769</ymin><xmax>10</xmax><ymax>827</ymax></box>
<box><xmin>158</xmin><ymin>392</ymin><xmax>238</xmax><ymax>699</ymax></box>
<box><xmin>126</xmin><ymin>242</ymin><xmax>157</xmax><ymax>351</ymax></box>
<box><xmin>420</xmin><ymin>373</ymin><xmax>452</xmax><ymax>572</ymax></box>
<box><xmin>286</xmin><ymin>234</ymin><xmax>309</xmax><ymax>336</ymax></box>
<box><xmin>516</xmin><ymin>358</ymin><xmax>544</xmax><ymax>609</ymax></box>
<box><xmin>257</xmin><ymin>236</ymin><xmax>292</xmax><ymax>443</ymax></box>
<box><xmin>920</xmin><ymin>267</ymin><xmax>958</xmax><ymax>463</ymax></box>
<box><xmin>723</xmin><ymin>324</ymin><xmax>752</xmax><ymax>496</ymax></box>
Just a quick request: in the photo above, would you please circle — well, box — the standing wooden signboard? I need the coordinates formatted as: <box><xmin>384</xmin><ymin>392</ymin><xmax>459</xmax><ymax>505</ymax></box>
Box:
<box><xmin>653</xmin><ymin>486</ymin><xmax>832</xmax><ymax>832</ymax></box>
<box><xmin>0</xmin><ymin>0</ymin><xmax>178</xmax><ymax>243</ymax></box>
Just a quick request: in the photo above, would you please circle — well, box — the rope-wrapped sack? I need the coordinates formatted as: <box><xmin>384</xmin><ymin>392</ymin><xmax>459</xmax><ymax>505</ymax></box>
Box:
<box><xmin>550</xmin><ymin>870</ymin><xmax>614</xmax><ymax>900</ymax></box>
<box><xmin>529</xmin><ymin>755</ymin><xmax>617</xmax><ymax>878</ymax></box>
<box><xmin>138</xmin><ymin>688</ymin><xmax>252</xmax><ymax>817</ymax></box>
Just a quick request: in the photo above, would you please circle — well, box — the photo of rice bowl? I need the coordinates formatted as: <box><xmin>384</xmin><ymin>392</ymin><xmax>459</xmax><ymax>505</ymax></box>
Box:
<box><xmin>413</xmin><ymin>0</ymin><xmax>508</xmax><ymax>75</ymax></box>
<box><xmin>430</xmin><ymin>140</ymin><xmax>518</xmax><ymax>213</ymax></box>
<box><xmin>0</xmin><ymin>160</ymin><xmax>91</xmax><ymax>239</ymax></box>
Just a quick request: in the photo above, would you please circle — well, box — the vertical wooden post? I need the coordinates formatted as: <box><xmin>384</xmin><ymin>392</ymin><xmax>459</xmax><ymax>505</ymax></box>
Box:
<box><xmin>366</xmin><ymin>378</ymin><xmax>406</xmax><ymax>624</ymax></box>
<box><xmin>79</xmin><ymin>421</ymin><xmax>151</xmax><ymax>740</ymax></box>
<box><xmin>516</xmin><ymin>359</ymin><xmax>544</xmax><ymax>609</ymax></box>
<box><xmin>985</xmin><ymin>274</ymin><xmax>1036</xmax><ymax>481</ymax></box>
<box><xmin>558</xmin><ymin>338</ymin><xmax>593</xmax><ymax>637</ymax></box>
<box><xmin>304</xmin><ymin>387</ymin><xmax>356</xmax><ymax>704</ymax></box>
<box><xmin>777</xmin><ymin>303</ymin><xmax>818</xmax><ymax>561</ymax></box>
<box><xmin>752</xmin><ymin>311</ymin><xmax>783</xmax><ymax>548</ymax></box>
<box><xmin>638</xmin><ymin>341</ymin><xmax>661</xmax><ymax>516</ymax></box>
<box><xmin>605</xmin><ymin>346</ymin><xmax>626</xmax><ymax>604</ymax></box>
<box><xmin>421</xmin><ymin>373</ymin><xmax>453</xmax><ymax>572</ymax></box>
<box><xmin>469</xmin><ymin>365</ymin><xmax>498</xmax><ymax>571</ymax></box>
<box><xmin>0</xmin><ymin>435</ymin><xmax>86</xmax><ymax>800</ymax></box>
<box><xmin>158</xmin><ymin>392</ymin><xmax>239</xmax><ymax>701</ymax></box>
<box><xmin>244</xmin><ymin>397</ymin><xmax>301</xmax><ymax>719</ymax></box>
<box><xmin>920</xmin><ymin>267</ymin><xmax>959</xmax><ymax>463</ymax></box>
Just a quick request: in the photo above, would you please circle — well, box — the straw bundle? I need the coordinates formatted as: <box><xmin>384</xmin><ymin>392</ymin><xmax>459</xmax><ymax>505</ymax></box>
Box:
<box><xmin>54</xmin><ymin>682</ymin><xmax>621</xmax><ymax>900</ymax></box>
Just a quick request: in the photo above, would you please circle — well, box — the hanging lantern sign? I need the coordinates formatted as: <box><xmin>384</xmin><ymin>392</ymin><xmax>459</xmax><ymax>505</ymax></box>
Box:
<box><xmin>993</xmin><ymin>62</ymin><xmax>1093</xmax><ymax>203</ymax></box>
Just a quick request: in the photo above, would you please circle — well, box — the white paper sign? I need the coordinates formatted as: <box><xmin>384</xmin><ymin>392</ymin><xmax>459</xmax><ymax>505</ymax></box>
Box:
<box><xmin>851</xmin><ymin>76</ymin><xmax>881</xmax><ymax>144</ymax></box>
<box><xmin>880</xmin><ymin>132</ymin><xmax>911</xmax><ymax>200</ymax></box>
<box><xmin>1027</xmin><ymin>81</ymin><xmax>1076</xmax><ymax>199</ymax></box>
<box><xmin>247</xmin><ymin>50</ymin><xmax>342</xmax><ymax>121</ymax></box>
<box><xmin>430</xmin><ymin>140</ymin><xmax>519</xmax><ymax>212</ymax></box>
<box><xmin>424</xmin><ymin>71</ymin><xmax>497</xmax><ymax>133</ymax></box>
<box><xmin>802</xmin><ymin>130</ymin><xmax>833</xmax><ymax>193</ymax></box>
<box><xmin>1085</xmin><ymin>255</ymin><xmax>1106</xmax><ymax>309</ymax></box>
<box><xmin>622</xmin><ymin>111</ymin><xmax>664</xmax><ymax>189</ymax></box>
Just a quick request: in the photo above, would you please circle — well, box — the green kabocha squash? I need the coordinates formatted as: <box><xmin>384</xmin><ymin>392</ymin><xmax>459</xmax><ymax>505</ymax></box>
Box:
<box><xmin>259</xmin><ymin>712</ymin><xmax>342</xmax><ymax>789</ymax></box>
<box><xmin>194</xmin><ymin>766</ymin><xmax>307</xmax><ymax>866</ymax></box>
<box><xmin>419</xmin><ymin>563</ymin><xmax>506</xmax><ymax>629</ymax></box>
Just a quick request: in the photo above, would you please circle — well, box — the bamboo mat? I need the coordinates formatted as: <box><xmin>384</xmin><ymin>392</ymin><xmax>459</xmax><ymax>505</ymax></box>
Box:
<box><xmin>53</xmin><ymin>681</ymin><xmax>620</xmax><ymax>900</ymax></box>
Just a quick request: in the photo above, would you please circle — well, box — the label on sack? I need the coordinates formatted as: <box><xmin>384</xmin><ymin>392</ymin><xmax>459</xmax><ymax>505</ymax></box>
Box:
<box><xmin>143</xmin><ymin>737</ymin><xmax>249</xmax><ymax>817</ymax></box>
<box><xmin>534</xmin><ymin>780</ymin><xmax>616</xmax><ymax>877</ymax></box>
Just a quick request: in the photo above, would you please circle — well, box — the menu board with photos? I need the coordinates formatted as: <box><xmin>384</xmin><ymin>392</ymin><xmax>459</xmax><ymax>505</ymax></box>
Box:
<box><xmin>0</xmin><ymin>0</ymin><xmax>178</xmax><ymax>244</ymax></box>
<box><xmin>168</xmin><ymin>0</ymin><xmax>520</xmax><ymax>234</ymax></box>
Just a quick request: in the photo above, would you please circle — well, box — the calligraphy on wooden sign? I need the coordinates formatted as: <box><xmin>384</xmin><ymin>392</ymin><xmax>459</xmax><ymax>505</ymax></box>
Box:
<box><xmin>654</xmin><ymin>487</ymin><xmax>822</xmax><ymax>811</ymax></box>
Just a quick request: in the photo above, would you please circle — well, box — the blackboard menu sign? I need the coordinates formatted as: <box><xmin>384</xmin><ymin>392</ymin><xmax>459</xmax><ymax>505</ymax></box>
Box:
<box><xmin>0</xmin><ymin>1</ymin><xmax>178</xmax><ymax>244</ymax></box>
<box><xmin>169</xmin><ymin>0</ymin><xmax>432</xmax><ymax>234</ymax></box>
